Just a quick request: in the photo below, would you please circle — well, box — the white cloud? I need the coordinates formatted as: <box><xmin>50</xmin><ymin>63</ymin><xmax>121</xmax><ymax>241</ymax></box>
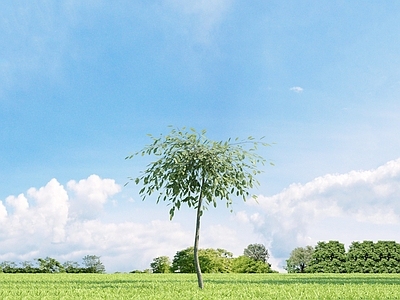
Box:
<box><xmin>290</xmin><ymin>86</ymin><xmax>303</xmax><ymax>93</ymax></box>
<box><xmin>6</xmin><ymin>193</ymin><xmax>29</xmax><ymax>213</ymax></box>
<box><xmin>0</xmin><ymin>175</ymin><xmax>193</xmax><ymax>272</ymax></box>
<box><xmin>3</xmin><ymin>179</ymin><xmax>69</xmax><ymax>244</ymax></box>
<box><xmin>67</xmin><ymin>174</ymin><xmax>121</xmax><ymax>219</ymax></box>
<box><xmin>0</xmin><ymin>201</ymin><xmax>7</xmax><ymax>221</ymax></box>
<box><xmin>234</xmin><ymin>210</ymin><xmax>249</xmax><ymax>223</ymax></box>
<box><xmin>246</xmin><ymin>158</ymin><xmax>400</xmax><ymax>265</ymax></box>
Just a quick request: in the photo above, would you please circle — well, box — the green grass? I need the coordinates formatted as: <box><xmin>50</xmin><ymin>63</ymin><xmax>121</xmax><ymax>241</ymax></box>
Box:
<box><xmin>1</xmin><ymin>273</ymin><xmax>400</xmax><ymax>299</ymax></box>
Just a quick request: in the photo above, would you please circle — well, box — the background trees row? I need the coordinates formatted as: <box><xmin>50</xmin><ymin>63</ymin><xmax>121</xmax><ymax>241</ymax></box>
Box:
<box><xmin>286</xmin><ymin>241</ymin><xmax>400</xmax><ymax>273</ymax></box>
<box><xmin>0</xmin><ymin>255</ymin><xmax>105</xmax><ymax>274</ymax></box>
<box><xmin>150</xmin><ymin>243</ymin><xmax>276</xmax><ymax>274</ymax></box>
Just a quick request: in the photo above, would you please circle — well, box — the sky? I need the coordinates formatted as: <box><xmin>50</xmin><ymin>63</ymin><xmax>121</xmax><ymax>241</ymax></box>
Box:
<box><xmin>1</xmin><ymin>1</ymin><xmax>400</xmax><ymax>273</ymax></box>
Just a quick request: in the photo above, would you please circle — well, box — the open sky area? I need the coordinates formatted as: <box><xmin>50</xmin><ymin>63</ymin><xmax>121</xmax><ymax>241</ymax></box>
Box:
<box><xmin>1</xmin><ymin>1</ymin><xmax>400</xmax><ymax>272</ymax></box>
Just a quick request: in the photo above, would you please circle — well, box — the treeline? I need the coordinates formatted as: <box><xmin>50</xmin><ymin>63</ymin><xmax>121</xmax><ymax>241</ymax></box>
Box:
<box><xmin>0</xmin><ymin>255</ymin><xmax>105</xmax><ymax>274</ymax></box>
<box><xmin>286</xmin><ymin>241</ymin><xmax>400</xmax><ymax>273</ymax></box>
<box><xmin>144</xmin><ymin>244</ymin><xmax>277</xmax><ymax>274</ymax></box>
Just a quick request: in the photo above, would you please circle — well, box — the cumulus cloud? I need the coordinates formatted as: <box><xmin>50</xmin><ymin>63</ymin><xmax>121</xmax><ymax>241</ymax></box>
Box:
<box><xmin>246</xmin><ymin>158</ymin><xmax>400</xmax><ymax>262</ymax></box>
<box><xmin>0</xmin><ymin>175</ymin><xmax>194</xmax><ymax>272</ymax></box>
<box><xmin>0</xmin><ymin>200</ymin><xmax>7</xmax><ymax>221</ymax></box>
<box><xmin>67</xmin><ymin>174</ymin><xmax>121</xmax><ymax>219</ymax></box>
<box><xmin>290</xmin><ymin>86</ymin><xmax>303</xmax><ymax>93</ymax></box>
<box><xmin>0</xmin><ymin>179</ymin><xmax>69</xmax><ymax>247</ymax></box>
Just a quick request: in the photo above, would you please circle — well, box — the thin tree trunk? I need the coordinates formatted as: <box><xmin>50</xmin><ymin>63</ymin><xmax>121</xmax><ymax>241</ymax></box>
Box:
<box><xmin>194</xmin><ymin>180</ymin><xmax>204</xmax><ymax>289</ymax></box>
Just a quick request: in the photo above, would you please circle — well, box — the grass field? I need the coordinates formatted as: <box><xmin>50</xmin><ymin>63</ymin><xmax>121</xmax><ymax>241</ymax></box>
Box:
<box><xmin>1</xmin><ymin>273</ymin><xmax>400</xmax><ymax>299</ymax></box>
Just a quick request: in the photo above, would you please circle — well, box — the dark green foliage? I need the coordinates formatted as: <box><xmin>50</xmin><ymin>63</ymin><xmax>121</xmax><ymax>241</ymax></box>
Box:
<box><xmin>307</xmin><ymin>241</ymin><xmax>347</xmax><ymax>273</ymax></box>
<box><xmin>37</xmin><ymin>257</ymin><xmax>65</xmax><ymax>273</ymax></box>
<box><xmin>285</xmin><ymin>246</ymin><xmax>314</xmax><ymax>273</ymax></box>
<box><xmin>305</xmin><ymin>240</ymin><xmax>400</xmax><ymax>273</ymax></box>
<box><xmin>243</xmin><ymin>243</ymin><xmax>269</xmax><ymax>263</ymax></box>
<box><xmin>151</xmin><ymin>256</ymin><xmax>172</xmax><ymax>273</ymax></box>
<box><xmin>0</xmin><ymin>261</ymin><xmax>21</xmax><ymax>273</ymax></box>
<box><xmin>346</xmin><ymin>241</ymin><xmax>400</xmax><ymax>273</ymax></box>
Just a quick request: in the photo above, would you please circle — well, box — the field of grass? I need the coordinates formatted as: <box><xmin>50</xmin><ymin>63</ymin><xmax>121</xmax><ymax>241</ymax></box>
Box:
<box><xmin>1</xmin><ymin>273</ymin><xmax>400</xmax><ymax>299</ymax></box>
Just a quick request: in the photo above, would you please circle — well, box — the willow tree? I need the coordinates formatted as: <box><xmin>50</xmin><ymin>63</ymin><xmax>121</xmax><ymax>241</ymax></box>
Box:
<box><xmin>126</xmin><ymin>127</ymin><xmax>271</xmax><ymax>289</ymax></box>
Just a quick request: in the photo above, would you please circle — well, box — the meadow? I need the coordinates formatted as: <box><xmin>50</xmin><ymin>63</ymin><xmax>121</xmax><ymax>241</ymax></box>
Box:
<box><xmin>1</xmin><ymin>273</ymin><xmax>400</xmax><ymax>299</ymax></box>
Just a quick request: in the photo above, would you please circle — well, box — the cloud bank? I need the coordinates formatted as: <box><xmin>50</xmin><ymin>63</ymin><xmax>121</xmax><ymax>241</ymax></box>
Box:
<box><xmin>0</xmin><ymin>175</ymin><xmax>192</xmax><ymax>272</ymax></box>
<box><xmin>2</xmin><ymin>159</ymin><xmax>400</xmax><ymax>272</ymax></box>
<box><xmin>242</xmin><ymin>158</ymin><xmax>400</xmax><ymax>263</ymax></box>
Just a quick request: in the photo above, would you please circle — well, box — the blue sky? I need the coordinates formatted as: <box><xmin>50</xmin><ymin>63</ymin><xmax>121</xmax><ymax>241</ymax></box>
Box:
<box><xmin>1</xmin><ymin>1</ymin><xmax>400</xmax><ymax>272</ymax></box>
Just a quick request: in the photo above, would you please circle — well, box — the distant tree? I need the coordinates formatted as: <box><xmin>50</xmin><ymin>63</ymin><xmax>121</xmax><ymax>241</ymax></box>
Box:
<box><xmin>150</xmin><ymin>256</ymin><xmax>172</xmax><ymax>273</ymax></box>
<box><xmin>63</xmin><ymin>261</ymin><xmax>84</xmax><ymax>273</ymax></box>
<box><xmin>374</xmin><ymin>241</ymin><xmax>400</xmax><ymax>273</ymax></box>
<box><xmin>0</xmin><ymin>261</ymin><xmax>18</xmax><ymax>273</ymax></box>
<box><xmin>307</xmin><ymin>241</ymin><xmax>346</xmax><ymax>273</ymax></box>
<box><xmin>37</xmin><ymin>257</ymin><xmax>65</xmax><ymax>273</ymax></box>
<box><xmin>232</xmin><ymin>255</ymin><xmax>273</xmax><ymax>273</ymax></box>
<box><xmin>172</xmin><ymin>247</ymin><xmax>233</xmax><ymax>273</ymax></box>
<box><xmin>243</xmin><ymin>244</ymin><xmax>269</xmax><ymax>263</ymax></box>
<box><xmin>130</xmin><ymin>269</ymin><xmax>145</xmax><ymax>273</ymax></box>
<box><xmin>200</xmin><ymin>248</ymin><xmax>233</xmax><ymax>273</ymax></box>
<box><xmin>83</xmin><ymin>255</ymin><xmax>106</xmax><ymax>273</ymax></box>
<box><xmin>127</xmin><ymin>127</ymin><xmax>271</xmax><ymax>288</ymax></box>
<box><xmin>285</xmin><ymin>246</ymin><xmax>314</xmax><ymax>273</ymax></box>
<box><xmin>346</xmin><ymin>241</ymin><xmax>400</xmax><ymax>273</ymax></box>
<box><xmin>172</xmin><ymin>247</ymin><xmax>195</xmax><ymax>273</ymax></box>
<box><xmin>20</xmin><ymin>261</ymin><xmax>39</xmax><ymax>273</ymax></box>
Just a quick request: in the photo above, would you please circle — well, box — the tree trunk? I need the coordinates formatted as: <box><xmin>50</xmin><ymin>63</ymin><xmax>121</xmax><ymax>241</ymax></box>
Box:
<box><xmin>194</xmin><ymin>192</ymin><xmax>204</xmax><ymax>289</ymax></box>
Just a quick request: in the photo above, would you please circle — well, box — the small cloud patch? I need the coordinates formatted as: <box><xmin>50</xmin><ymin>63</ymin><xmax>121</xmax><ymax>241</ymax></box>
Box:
<box><xmin>290</xmin><ymin>86</ymin><xmax>303</xmax><ymax>93</ymax></box>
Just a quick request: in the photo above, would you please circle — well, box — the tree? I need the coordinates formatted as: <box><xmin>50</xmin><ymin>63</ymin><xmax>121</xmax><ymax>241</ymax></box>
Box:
<box><xmin>37</xmin><ymin>257</ymin><xmax>65</xmax><ymax>273</ymax></box>
<box><xmin>232</xmin><ymin>255</ymin><xmax>272</xmax><ymax>273</ymax></box>
<box><xmin>374</xmin><ymin>241</ymin><xmax>400</xmax><ymax>273</ymax></box>
<box><xmin>243</xmin><ymin>243</ymin><xmax>269</xmax><ymax>263</ymax></box>
<box><xmin>346</xmin><ymin>241</ymin><xmax>400</xmax><ymax>273</ymax></box>
<box><xmin>285</xmin><ymin>246</ymin><xmax>314</xmax><ymax>273</ymax></box>
<box><xmin>150</xmin><ymin>256</ymin><xmax>172</xmax><ymax>273</ymax></box>
<box><xmin>307</xmin><ymin>241</ymin><xmax>347</xmax><ymax>273</ymax></box>
<box><xmin>127</xmin><ymin>127</ymin><xmax>270</xmax><ymax>288</ymax></box>
<box><xmin>172</xmin><ymin>247</ymin><xmax>233</xmax><ymax>273</ymax></box>
<box><xmin>0</xmin><ymin>261</ymin><xmax>18</xmax><ymax>273</ymax></box>
<box><xmin>63</xmin><ymin>261</ymin><xmax>85</xmax><ymax>273</ymax></box>
<box><xmin>21</xmin><ymin>261</ymin><xmax>39</xmax><ymax>273</ymax></box>
<box><xmin>82</xmin><ymin>255</ymin><xmax>105</xmax><ymax>273</ymax></box>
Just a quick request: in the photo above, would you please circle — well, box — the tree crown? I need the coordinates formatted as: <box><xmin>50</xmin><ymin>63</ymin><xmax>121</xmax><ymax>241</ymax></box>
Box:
<box><xmin>126</xmin><ymin>127</ymin><xmax>271</xmax><ymax>219</ymax></box>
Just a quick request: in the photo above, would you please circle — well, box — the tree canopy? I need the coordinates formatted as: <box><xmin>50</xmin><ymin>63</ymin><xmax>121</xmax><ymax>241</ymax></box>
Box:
<box><xmin>83</xmin><ymin>255</ymin><xmax>105</xmax><ymax>274</ymax></box>
<box><xmin>172</xmin><ymin>247</ymin><xmax>233</xmax><ymax>273</ymax></box>
<box><xmin>307</xmin><ymin>241</ymin><xmax>347</xmax><ymax>273</ymax></box>
<box><xmin>243</xmin><ymin>243</ymin><xmax>269</xmax><ymax>263</ymax></box>
<box><xmin>127</xmin><ymin>127</ymin><xmax>270</xmax><ymax>219</ymax></box>
<box><xmin>150</xmin><ymin>256</ymin><xmax>172</xmax><ymax>273</ymax></box>
<box><xmin>285</xmin><ymin>246</ymin><xmax>314</xmax><ymax>273</ymax></box>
